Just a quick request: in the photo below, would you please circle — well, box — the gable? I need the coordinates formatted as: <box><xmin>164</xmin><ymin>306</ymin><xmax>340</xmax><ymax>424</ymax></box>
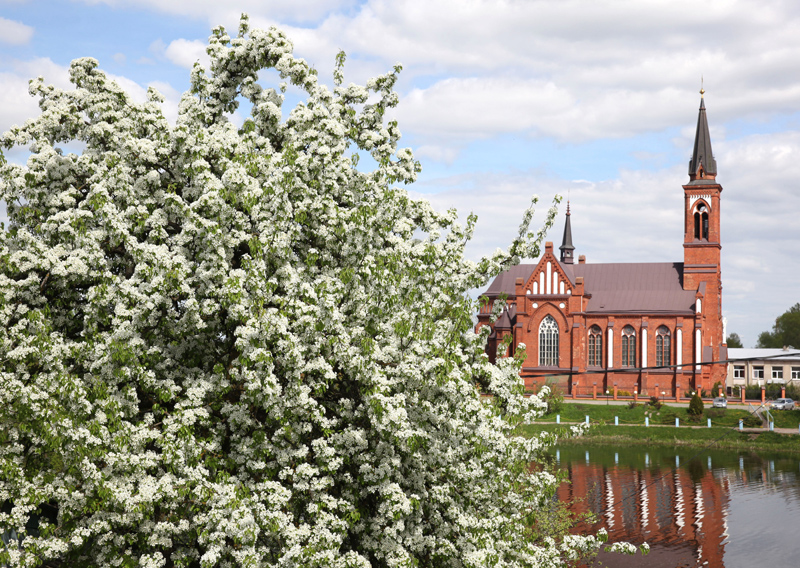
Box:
<box><xmin>525</xmin><ymin>253</ymin><xmax>573</xmax><ymax>296</ymax></box>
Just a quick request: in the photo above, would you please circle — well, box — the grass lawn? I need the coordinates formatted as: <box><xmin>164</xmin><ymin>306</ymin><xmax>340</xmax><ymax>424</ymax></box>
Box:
<box><xmin>544</xmin><ymin>401</ymin><xmax>758</xmax><ymax>427</ymax></box>
<box><xmin>517</xmin><ymin>423</ymin><xmax>800</xmax><ymax>453</ymax></box>
<box><xmin>768</xmin><ymin>408</ymin><xmax>800</xmax><ymax>429</ymax></box>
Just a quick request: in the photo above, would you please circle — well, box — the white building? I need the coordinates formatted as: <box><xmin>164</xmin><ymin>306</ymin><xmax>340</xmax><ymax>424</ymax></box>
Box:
<box><xmin>726</xmin><ymin>347</ymin><xmax>800</xmax><ymax>390</ymax></box>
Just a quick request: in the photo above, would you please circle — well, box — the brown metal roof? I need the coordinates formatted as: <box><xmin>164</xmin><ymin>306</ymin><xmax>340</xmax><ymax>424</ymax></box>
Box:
<box><xmin>569</xmin><ymin>262</ymin><xmax>695</xmax><ymax>314</ymax></box>
<box><xmin>484</xmin><ymin>264</ymin><xmax>535</xmax><ymax>296</ymax></box>
<box><xmin>485</xmin><ymin>261</ymin><xmax>697</xmax><ymax>314</ymax></box>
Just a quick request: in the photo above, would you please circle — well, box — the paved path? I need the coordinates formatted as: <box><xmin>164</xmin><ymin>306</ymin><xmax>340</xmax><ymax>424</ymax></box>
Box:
<box><xmin>567</xmin><ymin>397</ymin><xmax>767</xmax><ymax>409</ymax></box>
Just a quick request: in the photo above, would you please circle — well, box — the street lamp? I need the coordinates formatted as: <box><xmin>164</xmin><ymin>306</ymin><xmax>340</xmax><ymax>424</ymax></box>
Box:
<box><xmin>606</xmin><ymin>389</ymin><xmax>610</xmax><ymax>405</ymax></box>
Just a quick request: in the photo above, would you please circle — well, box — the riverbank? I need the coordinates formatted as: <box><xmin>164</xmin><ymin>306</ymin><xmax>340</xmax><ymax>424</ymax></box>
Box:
<box><xmin>540</xmin><ymin>400</ymin><xmax>800</xmax><ymax>429</ymax></box>
<box><xmin>518</xmin><ymin>423</ymin><xmax>800</xmax><ymax>453</ymax></box>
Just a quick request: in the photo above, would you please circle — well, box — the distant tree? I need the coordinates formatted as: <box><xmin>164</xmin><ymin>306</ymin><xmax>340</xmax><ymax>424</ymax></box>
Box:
<box><xmin>726</xmin><ymin>333</ymin><xmax>743</xmax><ymax>348</ymax></box>
<box><xmin>756</xmin><ymin>303</ymin><xmax>800</xmax><ymax>349</ymax></box>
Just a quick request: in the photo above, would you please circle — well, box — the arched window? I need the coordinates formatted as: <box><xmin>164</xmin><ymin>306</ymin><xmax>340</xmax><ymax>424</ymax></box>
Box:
<box><xmin>539</xmin><ymin>316</ymin><xmax>559</xmax><ymax>367</ymax></box>
<box><xmin>621</xmin><ymin>325</ymin><xmax>636</xmax><ymax>367</ymax></box>
<box><xmin>588</xmin><ymin>325</ymin><xmax>602</xmax><ymax>367</ymax></box>
<box><xmin>656</xmin><ymin>326</ymin><xmax>671</xmax><ymax>367</ymax></box>
<box><xmin>694</xmin><ymin>203</ymin><xmax>709</xmax><ymax>240</ymax></box>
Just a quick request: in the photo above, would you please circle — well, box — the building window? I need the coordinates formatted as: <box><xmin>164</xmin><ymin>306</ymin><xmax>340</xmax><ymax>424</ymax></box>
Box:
<box><xmin>656</xmin><ymin>325</ymin><xmax>671</xmax><ymax>367</ymax></box>
<box><xmin>793</xmin><ymin>367</ymin><xmax>800</xmax><ymax>380</ymax></box>
<box><xmin>588</xmin><ymin>325</ymin><xmax>602</xmax><ymax>366</ymax></box>
<box><xmin>733</xmin><ymin>365</ymin><xmax>745</xmax><ymax>379</ymax></box>
<box><xmin>753</xmin><ymin>366</ymin><xmax>764</xmax><ymax>380</ymax></box>
<box><xmin>694</xmin><ymin>203</ymin><xmax>709</xmax><ymax>240</ymax></box>
<box><xmin>621</xmin><ymin>325</ymin><xmax>636</xmax><ymax>367</ymax></box>
<box><xmin>539</xmin><ymin>315</ymin><xmax>559</xmax><ymax>367</ymax></box>
<box><xmin>772</xmin><ymin>367</ymin><xmax>784</xmax><ymax>380</ymax></box>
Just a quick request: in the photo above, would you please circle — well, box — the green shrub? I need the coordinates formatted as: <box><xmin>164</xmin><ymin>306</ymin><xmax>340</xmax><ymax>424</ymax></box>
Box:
<box><xmin>688</xmin><ymin>392</ymin><xmax>704</xmax><ymax>420</ymax></box>
<box><xmin>649</xmin><ymin>396</ymin><xmax>663</xmax><ymax>410</ymax></box>
<box><xmin>743</xmin><ymin>415</ymin><xmax>762</xmax><ymax>428</ymax></box>
<box><xmin>541</xmin><ymin>386</ymin><xmax>564</xmax><ymax>415</ymax></box>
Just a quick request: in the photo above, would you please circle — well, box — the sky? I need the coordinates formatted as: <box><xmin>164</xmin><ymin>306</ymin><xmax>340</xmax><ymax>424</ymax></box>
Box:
<box><xmin>1</xmin><ymin>0</ymin><xmax>800</xmax><ymax>347</ymax></box>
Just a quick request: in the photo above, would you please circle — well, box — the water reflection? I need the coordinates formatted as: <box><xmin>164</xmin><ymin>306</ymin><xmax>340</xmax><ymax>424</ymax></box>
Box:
<box><xmin>554</xmin><ymin>447</ymin><xmax>800</xmax><ymax>567</ymax></box>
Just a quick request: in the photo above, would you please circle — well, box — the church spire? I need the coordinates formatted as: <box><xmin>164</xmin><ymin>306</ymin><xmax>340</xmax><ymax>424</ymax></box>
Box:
<box><xmin>559</xmin><ymin>202</ymin><xmax>574</xmax><ymax>264</ymax></box>
<box><xmin>688</xmin><ymin>89</ymin><xmax>717</xmax><ymax>180</ymax></box>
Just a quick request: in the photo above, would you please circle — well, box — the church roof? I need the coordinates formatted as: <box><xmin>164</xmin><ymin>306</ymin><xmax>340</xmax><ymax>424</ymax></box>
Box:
<box><xmin>566</xmin><ymin>262</ymin><xmax>696</xmax><ymax>314</ymax></box>
<box><xmin>484</xmin><ymin>261</ymin><xmax>696</xmax><ymax>314</ymax></box>
<box><xmin>484</xmin><ymin>264</ymin><xmax>536</xmax><ymax>296</ymax></box>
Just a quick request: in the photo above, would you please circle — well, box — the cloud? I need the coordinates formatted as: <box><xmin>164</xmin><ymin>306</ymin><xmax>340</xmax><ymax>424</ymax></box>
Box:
<box><xmin>0</xmin><ymin>58</ymin><xmax>70</xmax><ymax>134</ymax></box>
<box><xmin>414</xmin><ymin>144</ymin><xmax>460</xmax><ymax>165</ymax></box>
<box><xmin>164</xmin><ymin>38</ymin><xmax>210</xmax><ymax>70</ymax></box>
<box><xmin>0</xmin><ymin>16</ymin><xmax>34</xmax><ymax>45</ymax></box>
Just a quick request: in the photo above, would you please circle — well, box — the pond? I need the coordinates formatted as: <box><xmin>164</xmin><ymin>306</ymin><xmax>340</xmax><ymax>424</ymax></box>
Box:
<box><xmin>553</xmin><ymin>445</ymin><xmax>800</xmax><ymax>567</ymax></box>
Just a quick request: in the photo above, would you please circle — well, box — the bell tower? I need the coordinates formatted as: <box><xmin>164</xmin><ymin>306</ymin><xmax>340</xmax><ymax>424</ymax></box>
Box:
<box><xmin>683</xmin><ymin>89</ymin><xmax>724</xmax><ymax>388</ymax></box>
<box><xmin>683</xmin><ymin>90</ymin><xmax>722</xmax><ymax>289</ymax></box>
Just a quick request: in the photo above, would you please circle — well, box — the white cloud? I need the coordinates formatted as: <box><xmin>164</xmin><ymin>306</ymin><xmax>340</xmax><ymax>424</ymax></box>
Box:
<box><xmin>0</xmin><ymin>16</ymin><xmax>33</xmax><ymax>45</ymax></box>
<box><xmin>0</xmin><ymin>58</ymin><xmax>70</xmax><ymax>134</ymax></box>
<box><xmin>164</xmin><ymin>38</ymin><xmax>210</xmax><ymax>70</ymax></box>
<box><xmin>414</xmin><ymin>144</ymin><xmax>459</xmax><ymax>165</ymax></box>
<box><xmin>112</xmin><ymin>52</ymin><xmax>126</xmax><ymax>65</ymax></box>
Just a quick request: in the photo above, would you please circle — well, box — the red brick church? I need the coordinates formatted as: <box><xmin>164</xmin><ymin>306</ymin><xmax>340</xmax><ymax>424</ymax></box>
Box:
<box><xmin>477</xmin><ymin>95</ymin><xmax>727</xmax><ymax>397</ymax></box>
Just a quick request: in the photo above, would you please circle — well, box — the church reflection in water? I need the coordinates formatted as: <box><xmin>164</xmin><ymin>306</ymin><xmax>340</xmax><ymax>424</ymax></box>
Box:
<box><xmin>557</xmin><ymin>455</ymin><xmax>731</xmax><ymax>567</ymax></box>
<box><xmin>554</xmin><ymin>448</ymin><xmax>800</xmax><ymax>567</ymax></box>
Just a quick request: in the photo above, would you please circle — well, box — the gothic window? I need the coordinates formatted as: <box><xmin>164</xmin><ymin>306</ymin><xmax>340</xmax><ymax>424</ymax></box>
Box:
<box><xmin>588</xmin><ymin>325</ymin><xmax>602</xmax><ymax>367</ymax></box>
<box><xmin>694</xmin><ymin>203</ymin><xmax>709</xmax><ymax>240</ymax></box>
<box><xmin>621</xmin><ymin>325</ymin><xmax>636</xmax><ymax>367</ymax></box>
<box><xmin>656</xmin><ymin>325</ymin><xmax>671</xmax><ymax>367</ymax></box>
<box><xmin>539</xmin><ymin>315</ymin><xmax>559</xmax><ymax>367</ymax></box>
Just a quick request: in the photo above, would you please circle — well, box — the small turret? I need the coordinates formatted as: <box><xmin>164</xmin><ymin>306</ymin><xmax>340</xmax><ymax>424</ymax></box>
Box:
<box><xmin>559</xmin><ymin>202</ymin><xmax>575</xmax><ymax>264</ymax></box>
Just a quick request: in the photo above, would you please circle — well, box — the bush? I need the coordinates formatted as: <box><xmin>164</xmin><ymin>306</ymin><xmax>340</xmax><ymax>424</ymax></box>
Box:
<box><xmin>617</xmin><ymin>389</ymin><xmax>632</xmax><ymax>397</ymax></box>
<box><xmin>649</xmin><ymin>396</ymin><xmax>663</xmax><ymax>410</ymax></box>
<box><xmin>627</xmin><ymin>401</ymin><xmax>639</xmax><ymax>409</ymax></box>
<box><xmin>743</xmin><ymin>415</ymin><xmax>763</xmax><ymax>428</ymax></box>
<box><xmin>542</xmin><ymin>386</ymin><xmax>564</xmax><ymax>415</ymax></box>
<box><xmin>688</xmin><ymin>392</ymin><xmax>705</xmax><ymax>420</ymax></box>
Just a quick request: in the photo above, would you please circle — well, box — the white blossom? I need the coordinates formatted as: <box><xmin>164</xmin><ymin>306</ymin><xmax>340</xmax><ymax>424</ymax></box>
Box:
<box><xmin>0</xmin><ymin>14</ymin><xmax>635</xmax><ymax>568</ymax></box>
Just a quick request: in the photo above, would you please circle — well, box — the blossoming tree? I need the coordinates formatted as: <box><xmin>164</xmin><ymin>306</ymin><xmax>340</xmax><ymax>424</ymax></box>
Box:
<box><xmin>0</xmin><ymin>16</ymin><xmax>631</xmax><ymax>568</ymax></box>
